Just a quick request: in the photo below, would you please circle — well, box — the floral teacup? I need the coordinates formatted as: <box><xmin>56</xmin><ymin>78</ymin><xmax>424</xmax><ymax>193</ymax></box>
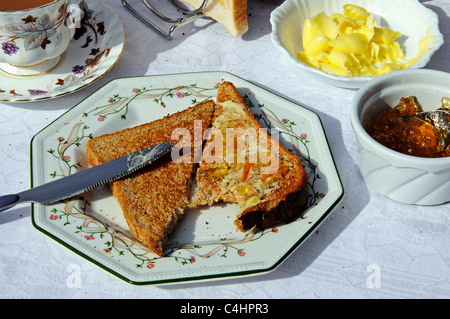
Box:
<box><xmin>0</xmin><ymin>0</ymin><xmax>80</xmax><ymax>77</ymax></box>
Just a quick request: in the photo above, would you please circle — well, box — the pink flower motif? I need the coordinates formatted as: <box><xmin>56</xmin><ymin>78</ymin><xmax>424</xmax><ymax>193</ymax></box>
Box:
<box><xmin>84</xmin><ymin>235</ymin><xmax>94</xmax><ymax>240</ymax></box>
<box><xmin>176</xmin><ymin>92</ymin><xmax>184</xmax><ymax>98</ymax></box>
<box><xmin>319</xmin><ymin>193</ymin><xmax>326</xmax><ymax>198</ymax></box>
<box><xmin>301</xmin><ymin>133</ymin><xmax>307</xmax><ymax>139</ymax></box>
<box><xmin>238</xmin><ymin>250</ymin><xmax>246</xmax><ymax>257</ymax></box>
<box><xmin>272</xmin><ymin>227</ymin><xmax>278</xmax><ymax>233</ymax></box>
<box><xmin>215</xmin><ymin>82</ymin><xmax>221</xmax><ymax>88</ymax></box>
<box><xmin>108</xmin><ymin>99</ymin><xmax>113</xmax><ymax>104</ymax></box>
<box><xmin>63</xmin><ymin>155</ymin><xmax>71</xmax><ymax>161</ymax></box>
<box><xmin>132</xmin><ymin>88</ymin><xmax>139</xmax><ymax>93</ymax></box>
<box><xmin>57</xmin><ymin>137</ymin><xmax>65</xmax><ymax>141</ymax></box>
<box><xmin>98</xmin><ymin>117</ymin><xmax>105</xmax><ymax>121</ymax></box>
<box><xmin>146</xmin><ymin>263</ymin><xmax>155</xmax><ymax>269</ymax></box>
<box><xmin>190</xmin><ymin>256</ymin><xmax>196</xmax><ymax>263</ymax></box>
<box><xmin>104</xmin><ymin>249</ymin><xmax>110</xmax><ymax>253</ymax></box>
<box><xmin>281</xmin><ymin>118</ymin><xmax>287</xmax><ymax>123</ymax></box>
<box><xmin>49</xmin><ymin>214</ymin><xmax>58</xmax><ymax>220</ymax></box>
<box><xmin>162</xmin><ymin>104</ymin><xmax>166</xmax><ymax>108</ymax></box>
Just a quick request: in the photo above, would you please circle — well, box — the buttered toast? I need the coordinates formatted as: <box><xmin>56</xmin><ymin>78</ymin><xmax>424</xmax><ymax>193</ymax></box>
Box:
<box><xmin>86</xmin><ymin>82</ymin><xmax>309</xmax><ymax>255</ymax></box>
<box><xmin>86</xmin><ymin>100</ymin><xmax>215</xmax><ymax>256</ymax></box>
<box><xmin>190</xmin><ymin>82</ymin><xmax>309</xmax><ymax>231</ymax></box>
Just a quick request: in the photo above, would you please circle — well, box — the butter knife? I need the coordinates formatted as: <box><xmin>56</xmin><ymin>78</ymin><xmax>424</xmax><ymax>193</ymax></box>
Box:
<box><xmin>0</xmin><ymin>141</ymin><xmax>174</xmax><ymax>212</ymax></box>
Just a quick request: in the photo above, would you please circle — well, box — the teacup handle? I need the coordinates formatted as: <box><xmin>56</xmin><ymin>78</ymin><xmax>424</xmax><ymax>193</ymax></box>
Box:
<box><xmin>66</xmin><ymin>3</ymin><xmax>85</xmax><ymax>29</ymax></box>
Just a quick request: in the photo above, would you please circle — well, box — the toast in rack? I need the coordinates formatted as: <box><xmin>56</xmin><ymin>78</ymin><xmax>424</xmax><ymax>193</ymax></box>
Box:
<box><xmin>182</xmin><ymin>0</ymin><xmax>248</xmax><ymax>36</ymax></box>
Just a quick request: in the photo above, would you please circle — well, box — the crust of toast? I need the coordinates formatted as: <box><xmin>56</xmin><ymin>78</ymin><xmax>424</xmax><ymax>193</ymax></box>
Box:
<box><xmin>86</xmin><ymin>100</ymin><xmax>215</xmax><ymax>256</ymax></box>
<box><xmin>182</xmin><ymin>0</ymin><xmax>248</xmax><ymax>36</ymax></box>
<box><xmin>190</xmin><ymin>82</ymin><xmax>309</xmax><ymax>231</ymax></box>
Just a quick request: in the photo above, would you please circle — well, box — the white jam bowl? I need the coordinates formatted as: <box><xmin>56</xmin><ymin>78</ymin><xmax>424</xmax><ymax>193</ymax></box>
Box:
<box><xmin>351</xmin><ymin>69</ymin><xmax>450</xmax><ymax>205</ymax></box>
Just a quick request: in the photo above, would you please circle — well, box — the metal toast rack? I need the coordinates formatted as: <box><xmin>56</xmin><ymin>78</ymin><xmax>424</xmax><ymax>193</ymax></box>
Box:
<box><xmin>121</xmin><ymin>0</ymin><xmax>209</xmax><ymax>40</ymax></box>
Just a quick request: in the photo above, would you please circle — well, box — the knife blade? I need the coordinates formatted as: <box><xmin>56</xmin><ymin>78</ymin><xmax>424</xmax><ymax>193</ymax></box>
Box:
<box><xmin>0</xmin><ymin>141</ymin><xmax>174</xmax><ymax>212</ymax></box>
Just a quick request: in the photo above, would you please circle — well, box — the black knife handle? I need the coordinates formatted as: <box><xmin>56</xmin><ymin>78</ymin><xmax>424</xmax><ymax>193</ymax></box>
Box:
<box><xmin>0</xmin><ymin>194</ymin><xmax>19</xmax><ymax>212</ymax></box>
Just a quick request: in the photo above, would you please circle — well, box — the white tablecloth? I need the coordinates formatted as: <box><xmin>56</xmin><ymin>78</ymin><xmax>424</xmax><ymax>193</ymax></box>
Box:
<box><xmin>1</xmin><ymin>0</ymin><xmax>449</xmax><ymax>299</ymax></box>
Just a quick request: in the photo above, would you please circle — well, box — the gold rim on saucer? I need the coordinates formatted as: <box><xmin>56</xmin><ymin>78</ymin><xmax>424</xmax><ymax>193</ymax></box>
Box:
<box><xmin>0</xmin><ymin>55</ymin><xmax>61</xmax><ymax>77</ymax></box>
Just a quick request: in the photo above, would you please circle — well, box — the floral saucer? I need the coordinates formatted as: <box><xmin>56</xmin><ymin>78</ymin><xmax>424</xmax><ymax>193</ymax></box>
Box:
<box><xmin>0</xmin><ymin>0</ymin><xmax>125</xmax><ymax>102</ymax></box>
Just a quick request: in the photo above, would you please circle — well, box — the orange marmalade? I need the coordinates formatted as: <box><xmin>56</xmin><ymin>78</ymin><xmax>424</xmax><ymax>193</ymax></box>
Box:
<box><xmin>367</xmin><ymin>96</ymin><xmax>450</xmax><ymax>158</ymax></box>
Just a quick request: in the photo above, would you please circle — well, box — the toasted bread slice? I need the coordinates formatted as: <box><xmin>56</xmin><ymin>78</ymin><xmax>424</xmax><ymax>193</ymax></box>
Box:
<box><xmin>182</xmin><ymin>0</ymin><xmax>248</xmax><ymax>36</ymax></box>
<box><xmin>86</xmin><ymin>100</ymin><xmax>215</xmax><ymax>256</ymax></box>
<box><xmin>190</xmin><ymin>82</ymin><xmax>308</xmax><ymax>231</ymax></box>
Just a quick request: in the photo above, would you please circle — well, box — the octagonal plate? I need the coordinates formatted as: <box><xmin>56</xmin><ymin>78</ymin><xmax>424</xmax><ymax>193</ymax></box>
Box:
<box><xmin>30</xmin><ymin>71</ymin><xmax>344</xmax><ymax>285</ymax></box>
